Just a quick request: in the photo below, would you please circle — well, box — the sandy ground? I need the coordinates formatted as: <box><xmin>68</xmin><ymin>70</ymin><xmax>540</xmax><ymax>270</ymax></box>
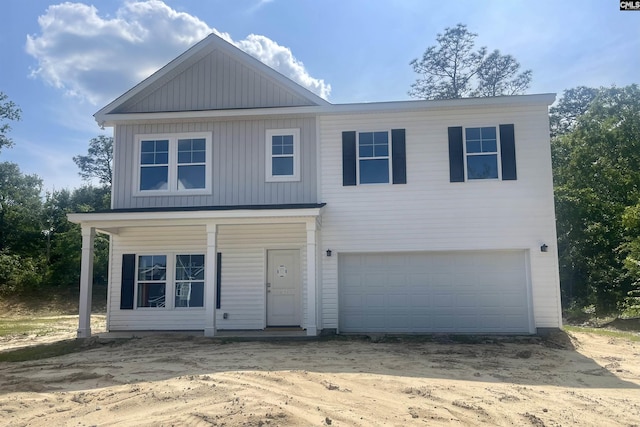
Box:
<box><xmin>0</xmin><ymin>321</ymin><xmax>639</xmax><ymax>426</ymax></box>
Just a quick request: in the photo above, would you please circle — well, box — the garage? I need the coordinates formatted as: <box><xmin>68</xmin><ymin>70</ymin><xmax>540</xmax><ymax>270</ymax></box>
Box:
<box><xmin>338</xmin><ymin>251</ymin><xmax>533</xmax><ymax>334</ymax></box>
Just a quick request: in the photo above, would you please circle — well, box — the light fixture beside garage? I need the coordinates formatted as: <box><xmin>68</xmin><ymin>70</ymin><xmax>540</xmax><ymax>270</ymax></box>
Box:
<box><xmin>540</xmin><ymin>244</ymin><xmax>548</xmax><ymax>252</ymax></box>
<box><xmin>326</xmin><ymin>249</ymin><xmax>332</xmax><ymax>257</ymax></box>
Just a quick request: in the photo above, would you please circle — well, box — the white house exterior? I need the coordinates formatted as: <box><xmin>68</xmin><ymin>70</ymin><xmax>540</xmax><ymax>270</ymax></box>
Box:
<box><xmin>69</xmin><ymin>34</ymin><xmax>561</xmax><ymax>338</ymax></box>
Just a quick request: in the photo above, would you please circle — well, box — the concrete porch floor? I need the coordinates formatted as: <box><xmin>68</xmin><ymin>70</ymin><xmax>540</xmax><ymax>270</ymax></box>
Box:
<box><xmin>96</xmin><ymin>327</ymin><xmax>311</xmax><ymax>340</ymax></box>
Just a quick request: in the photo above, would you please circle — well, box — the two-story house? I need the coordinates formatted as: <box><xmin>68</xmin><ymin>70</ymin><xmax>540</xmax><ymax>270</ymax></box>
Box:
<box><xmin>69</xmin><ymin>33</ymin><xmax>562</xmax><ymax>338</ymax></box>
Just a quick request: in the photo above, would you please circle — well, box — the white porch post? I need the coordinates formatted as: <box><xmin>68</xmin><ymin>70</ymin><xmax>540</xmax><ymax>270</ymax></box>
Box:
<box><xmin>77</xmin><ymin>225</ymin><xmax>95</xmax><ymax>338</ymax></box>
<box><xmin>306</xmin><ymin>220</ymin><xmax>318</xmax><ymax>336</ymax></box>
<box><xmin>204</xmin><ymin>223</ymin><xmax>218</xmax><ymax>337</ymax></box>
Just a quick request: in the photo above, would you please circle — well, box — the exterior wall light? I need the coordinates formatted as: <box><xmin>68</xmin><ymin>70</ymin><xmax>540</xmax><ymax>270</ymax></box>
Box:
<box><xmin>540</xmin><ymin>244</ymin><xmax>548</xmax><ymax>252</ymax></box>
<box><xmin>326</xmin><ymin>249</ymin><xmax>332</xmax><ymax>257</ymax></box>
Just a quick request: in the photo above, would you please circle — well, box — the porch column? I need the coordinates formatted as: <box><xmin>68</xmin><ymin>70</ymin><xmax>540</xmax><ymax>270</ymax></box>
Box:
<box><xmin>306</xmin><ymin>220</ymin><xmax>318</xmax><ymax>336</ymax></box>
<box><xmin>204</xmin><ymin>223</ymin><xmax>218</xmax><ymax>337</ymax></box>
<box><xmin>77</xmin><ymin>225</ymin><xmax>95</xmax><ymax>338</ymax></box>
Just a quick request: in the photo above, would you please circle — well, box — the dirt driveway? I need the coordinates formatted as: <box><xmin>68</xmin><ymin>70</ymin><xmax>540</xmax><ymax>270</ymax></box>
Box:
<box><xmin>0</xmin><ymin>327</ymin><xmax>639</xmax><ymax>426</ymax></box>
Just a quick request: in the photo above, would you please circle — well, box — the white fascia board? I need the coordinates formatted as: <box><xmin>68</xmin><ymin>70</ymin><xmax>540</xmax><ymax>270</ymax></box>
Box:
<box><xmin>67</xmin><ymin>207</ymin><xmax>323</xmax><ymax>226</ymax></box>
<box><xmin>97</xmin><ymin>93</ymin><xmax>556</xmax><ymax>127</ymax></box>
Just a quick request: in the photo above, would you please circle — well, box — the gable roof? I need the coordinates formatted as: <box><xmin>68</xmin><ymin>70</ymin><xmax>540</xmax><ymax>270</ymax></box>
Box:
<box><xmin>94</xmin><ymin>33</ymin><xmax>329</xmax><ymax>126</ymax></box>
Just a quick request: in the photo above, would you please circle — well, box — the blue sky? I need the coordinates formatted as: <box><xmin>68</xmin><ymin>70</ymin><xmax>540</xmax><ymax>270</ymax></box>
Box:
<box><xmin>1</xmin><ymin>0</ymin><xmax>638</xmax><ymax>191</ymax></box>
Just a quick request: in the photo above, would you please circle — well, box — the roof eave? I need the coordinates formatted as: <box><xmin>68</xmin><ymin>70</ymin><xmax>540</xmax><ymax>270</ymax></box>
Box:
<box><xmin>97</xmin><ymin>93</ymin><xmax>556</xmax><ymax>126</ymax></box>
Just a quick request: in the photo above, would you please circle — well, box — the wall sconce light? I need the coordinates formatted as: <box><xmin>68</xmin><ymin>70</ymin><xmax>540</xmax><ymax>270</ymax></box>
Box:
<box><xmin>326</xmin><ymin>249</ymin><xmax>332</xmax><ymax>257</ymax></box>
<box><xmin>540</xmin><ymin>244</ymin><xmax>548</xmax><ymax>253</ymax></box>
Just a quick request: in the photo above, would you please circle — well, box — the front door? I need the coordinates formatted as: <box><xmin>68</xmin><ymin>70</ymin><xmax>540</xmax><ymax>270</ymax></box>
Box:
<box><xmin>266</xmin><ymin>249</ymin><xmax>301</xmax><ymax>327</ymax></box>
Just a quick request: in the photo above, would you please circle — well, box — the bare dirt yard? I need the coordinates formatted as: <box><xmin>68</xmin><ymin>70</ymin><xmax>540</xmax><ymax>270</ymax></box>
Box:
<box><xmin>0</xmin><ymin>316</ymin><xmax>639</xmax><ymax>426</ymax></box>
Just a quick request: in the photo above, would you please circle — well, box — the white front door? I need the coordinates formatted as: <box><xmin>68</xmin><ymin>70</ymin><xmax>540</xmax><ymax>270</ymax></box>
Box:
<box><xmin>267</xmin><ymin>249</ymin><xmax>301</xmax><ymax>327</ymax></box>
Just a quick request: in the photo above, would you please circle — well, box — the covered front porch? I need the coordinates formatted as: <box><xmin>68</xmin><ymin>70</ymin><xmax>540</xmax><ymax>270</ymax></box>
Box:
<box><xmin>68</xmin><ymin>204</ymin><xmax>325</xmax><ymax>339</ymax></box>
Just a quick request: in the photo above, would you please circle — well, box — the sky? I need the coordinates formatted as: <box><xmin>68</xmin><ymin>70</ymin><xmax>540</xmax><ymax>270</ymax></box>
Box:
<box><xmin>1</xmin><ymin>0</ymin><xmax>638</xmax><ymax>192</ymax></box>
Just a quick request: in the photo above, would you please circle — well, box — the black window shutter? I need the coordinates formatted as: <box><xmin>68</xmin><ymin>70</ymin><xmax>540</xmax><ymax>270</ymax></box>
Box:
<box><xmin>391</xmin><ymin>129</ymin><xmax>407</xmax><ymax>184</ymax></box>
<box><xmin>342</xmin><ymin>131</ymin><xmax>357</xmax><ymax>186</ymax></box>
<box><xmin>120</xmin><ymin>254</ymin><xmax>135</xmax><ymax>310</ymax></box>
<box><xmin>216</xmin><ymin>252</ymin><xmax>222</xmax><ymax>309</ymax></box>
<box><xmin>448</xmin><ymin>127</ymin><xmax>464</xmax><ymax>182</ymax></box>
<box><xmin>500</xmin><ymin>124</ymin><xmax>517</xmax><ymax>180</ymax></box>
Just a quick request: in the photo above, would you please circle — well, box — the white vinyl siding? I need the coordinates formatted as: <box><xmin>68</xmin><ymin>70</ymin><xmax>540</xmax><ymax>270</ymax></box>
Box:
<box><xmin>319</xmin><ymin>103</ymin><xmax>561</xmax><ymax>331</ymax></box>
<box><xmin>108</xmin><ymin>223</ymin><xmax>307</xmax><ymax>331</ymax></box>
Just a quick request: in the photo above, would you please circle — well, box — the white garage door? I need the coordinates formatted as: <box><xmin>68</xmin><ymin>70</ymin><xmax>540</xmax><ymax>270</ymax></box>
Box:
<box><xmin>339</xmin><ymin>251</ymin><xmax>532</xmax><ymax>334</ymax></box>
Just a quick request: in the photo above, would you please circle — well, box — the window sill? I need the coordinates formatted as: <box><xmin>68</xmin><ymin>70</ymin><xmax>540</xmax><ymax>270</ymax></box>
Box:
<box><xmin>266</xmin><ymin>176</ymin><xmax>300</xmax><ymax>183</ymax></box>
<box><xmin>133</xmin><ymin>189</ymin><xmax>212</xmax><ymax>197</ymax></box>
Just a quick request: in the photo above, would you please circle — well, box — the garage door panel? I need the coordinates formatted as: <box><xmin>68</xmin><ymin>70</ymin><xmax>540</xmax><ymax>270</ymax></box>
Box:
<box><xmin>339</xmin><ymin>251</ymin><xmax>531</xmax><ymax>333</ymax></box>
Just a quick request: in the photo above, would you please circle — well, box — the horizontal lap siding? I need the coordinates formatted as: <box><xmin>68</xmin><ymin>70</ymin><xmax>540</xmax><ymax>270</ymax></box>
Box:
<box><xmin>108</xmin><ymin>224</ymin><xmax>307</xmax><ymax>331</ymax></box>
<box><xmin>113</xmin><ymin>117</ymin><xmax>317</xmax><ymax>209</ymax></box>
<box><xmin>215</xmin><ymin>223</ymin><xmax>307</xmax><ymax>330</ymax></box>
<box><xmin>109</xmin><ymin>226</ymin><xmax>207</xmax><ymax>331</ymax></box>
<box><xmin>319</xmin><ymin>105</ymin><xmax>561</xmax><ymax>329</ymax></box>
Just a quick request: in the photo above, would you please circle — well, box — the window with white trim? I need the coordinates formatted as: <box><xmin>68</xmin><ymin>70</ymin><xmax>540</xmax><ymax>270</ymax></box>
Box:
<box><xmin>135</xmin><ymin>254</ymin><xmax>205</xmax><ymax>309</ymax></box>
<box><xmin>465</xmin><ymin>127</ymin><xmax>499</xmax><ymax>180</ymax></box>
<box><xmin>137</xmin><ymin>255</ymin><xmax>167</xmax><ymax>308</ymax></box>
<box><xmin>358</xmin><ymin>131</ymin><xmax>390</xmax><ymax>184</ymax></box>
<box><xmin>137</xmin><ymin>133</ymin><xmax>211</xmax><ymax>193</ymax></box>
<box><xmin>266</xmin><ymin>128</ymin><xmax>300</xmax><ymax>182</ymax></box>
<box><xmin>175</xmin><ymin>254</ymin><xmax>205</xmax><ymax>308</ymax></box>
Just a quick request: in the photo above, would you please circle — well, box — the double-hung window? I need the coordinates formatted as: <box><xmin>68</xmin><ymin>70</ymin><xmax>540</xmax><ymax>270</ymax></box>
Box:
<box><xmin>465</xmin><ymin>127</ymin><xmax>498</xmax><ymax>180</ymax></box>
<box><xmin>134</xmin><ymin>254</ymin><xmax>205</xmax><ymax>309</ymax></box>
<box><xmin>342</xmin><ymin>129</ymin><xmax>406</xmax><ymax>186</ymax></box>
<box><xmin>174</xmin><ymin>255</ymin><xmax>205</xmax><ymax>308</ymax></box>
<box><xmin>137</xmin><ymin>133</ymin><xmax>211</xmax><ymax>193</ymax></box>
<box><xmin>358</xmin><ymin>131</ymin><xmax>390</xmax><ymax>184</ymax></box>
<box><xmin>137</xmin><ymin>255</ymin><xmax>167</xmax><ymax>308</ymax></box>
<box><xmin>448</xmin><ymin>124</ymin><xmax>517</xmax><ymax>182</ymax></box>
<box><xmin>266</xmin><ymin>129</ymin><xmax>300</xmax><ymax>182</ymax></box>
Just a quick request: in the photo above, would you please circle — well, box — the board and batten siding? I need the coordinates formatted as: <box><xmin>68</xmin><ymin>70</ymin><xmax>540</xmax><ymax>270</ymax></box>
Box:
<box><xmin>108</xmin><ymin>223</ymin><xmax>307</xmax><ymax>331</ymax></box>
<box><xmin>318</xmin><ymin>104</ymin><xmax>562</xmax><ymax>330</ymax></box>
<box><xmin>113</xmin><ymin>48</ymin><xmax>316</xmax><ymax>113</ymax></box>
<box><xmin>112</xmin><ymin>117</ymin><xmax>317</xmax><ymax>209</ymax></box>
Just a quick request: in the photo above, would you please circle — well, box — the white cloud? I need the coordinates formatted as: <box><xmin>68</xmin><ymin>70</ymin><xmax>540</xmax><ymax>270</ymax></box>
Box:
<box><xmin>236</xmin><ymin>34</ymin><xmax>331</xmax><ymax>99</ymax></box>
<box><xmin>25</xmin><ymin>0</ymin><xmax>330</xmax><ymax>106</ymax></box>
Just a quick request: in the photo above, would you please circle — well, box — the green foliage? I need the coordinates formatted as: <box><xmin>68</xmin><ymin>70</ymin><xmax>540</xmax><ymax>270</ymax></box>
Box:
<box><xmin>0</xmin><ymin>252</ymin><xmax>42</xmax><ymax>295</ymax></box>
<box><xmin>0</xmin><ymin>162</ymin><xmax>110</xmax><ymax>294</ymax></box>
<box><xmin>409</xmin><ymin>24</ymin><xmax>532</xmax><ymax>100</ymax></box>
<box><xmin>0</xmin><ymin>162</ymin><xmax>44</xmax><ymax>255</ymax></box>
<box><xmin>72</xmin><ymin>135</ymin><xmax>113</xmax><ymax>186</ymax></box>
<box><xmin>0</xmin><ymin>92</ymin><xmax>21</xmax><ymax>152</ymax></box>
<box><xmin>43</xmin><ymin>186</ymin><xmax>110</xmax><ymax>289</ymax></box>
<box><xmin>552</xmin><ymin>84</ymin><xmax>640</xmax><ymax>314</ymax></box>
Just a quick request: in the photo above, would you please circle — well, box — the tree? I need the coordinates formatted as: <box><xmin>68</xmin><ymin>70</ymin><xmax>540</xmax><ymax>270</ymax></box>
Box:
<box><xmin>552</xmin><ymin>85</ymin><xmax>640</xmax><ymax>313</ymax></box>
<box><xmin>409</xmin><ymin>24</ymin><xmax>532</xmax><ymax>100</ymax></box>
<box><xmin>73</xmin><ymin>135</ymin><xmax>113</xmax><ymax>186</ymax></box>
<box><xmin>43</xmin><ymin>186</ymin><xmax>110</xmax><ymax>289</ymax></box>
<box><xmin>0</xmin><ymin>162</ymin><xmax>45</xmax><ymax>294</ymax></box>
<box><xmin>549</xmin><ymin>86</ymin><xmax>599</xmax><ymax>138</ymax></box>
<box><xmin>0</xmin><ymin>92</ymin><xmax>21</xmax><ymax>152</ymax></box>
<box><xmin>473</xmin><ymin>51</ymin><xmax>532</xmax><ymax>97</ymax></box>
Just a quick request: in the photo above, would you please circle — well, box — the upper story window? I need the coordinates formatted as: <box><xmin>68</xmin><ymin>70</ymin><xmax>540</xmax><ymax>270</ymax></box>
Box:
<box><xmin>342</xmin><ymin>129</ymin><xmax>406</xmax><ymax>186</ymax></box>
<box><xmin>465</xmin><ymin>127</ymin><xmax>498</xmax><ymax>180</ymax></box>
<box><xmin>448</xmin><ymin>124</ymin><xmax>517</xmax><ymax>183</ymax></box>
<box><xmin>266</xmin><ymin>128</ymin><xmax>300</xmax><ymax>182</ymax></box>
<box><xmin>136</xmin><ymin>133</ymin><xmax>211</xmax><ymax>194</ymax></box>
<box><xmin>358</xmin><ymin>131</ymin><xmax>390</xmax><ymax>184</ymax></box>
